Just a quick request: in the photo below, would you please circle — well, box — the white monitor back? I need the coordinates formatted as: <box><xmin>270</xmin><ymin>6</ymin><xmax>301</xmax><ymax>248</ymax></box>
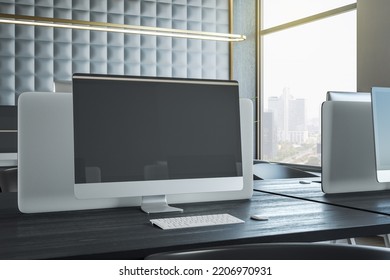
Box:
<box><xmin>321</xmin><ymin>100</ymin><xmax>390</xmax><ymax>193</ymax></box>
<box><xmin>17</xmin><ymin>92</ymin><xmax>253</xmax><ymax>213</ymax></box>
<box><xmin>18</xmin><ymin>92</ymin><xmax>139</xmax><ymax>213</ymax></box>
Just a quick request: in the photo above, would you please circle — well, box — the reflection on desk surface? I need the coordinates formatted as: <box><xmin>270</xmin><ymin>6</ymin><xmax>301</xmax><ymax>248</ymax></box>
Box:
<box><xmin>253</xmin><ymin>161</ymin><xmax>319</xmax><ymax>180</ymax></box>
<box><xmin>254</xmin><ymin>179</ymin><xmax>390</xmax><ymax>216</ymax></box>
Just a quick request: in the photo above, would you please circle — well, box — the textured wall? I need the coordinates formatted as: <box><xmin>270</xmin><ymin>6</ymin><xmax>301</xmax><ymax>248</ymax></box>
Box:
<box><xmin>0</xmin><ymin>0</ymin><xmax>230</xmax><ymax>105</ymax></box>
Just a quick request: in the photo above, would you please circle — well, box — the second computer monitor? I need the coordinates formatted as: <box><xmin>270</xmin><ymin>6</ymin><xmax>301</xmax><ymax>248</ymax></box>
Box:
<box><xmin>371</xmin><ymin>87</ymin><xmax>390</xmax><ymax>182</ymax></box>
<box><xmin>72</xmin><ymin>74</ymin><xmax>244</xmax><ymax>213</ymax></box>
<box><xmin>322</xmin><ymin>91</ymin><xmax>390</xmax><ymax>193</ymax></box>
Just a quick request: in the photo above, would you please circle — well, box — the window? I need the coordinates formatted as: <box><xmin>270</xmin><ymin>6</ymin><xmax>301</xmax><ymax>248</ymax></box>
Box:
<box><xmin>260</xmin><ymin>1</ymin><xmax>357</xmax><ymax>166</ymax></box>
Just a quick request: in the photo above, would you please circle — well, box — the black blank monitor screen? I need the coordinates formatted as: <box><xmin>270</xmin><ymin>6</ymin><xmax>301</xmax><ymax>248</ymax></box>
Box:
<box><xmin>72</xmin><ymin>74</ymin><xmax>242</xmax><ymax>184</ymax></box>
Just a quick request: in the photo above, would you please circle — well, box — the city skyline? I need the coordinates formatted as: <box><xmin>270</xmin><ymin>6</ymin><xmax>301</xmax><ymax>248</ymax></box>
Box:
<box><xmin>263</xmin><ymin>89</ymin><xmax>321</xmax><ymax>165</ymax></box>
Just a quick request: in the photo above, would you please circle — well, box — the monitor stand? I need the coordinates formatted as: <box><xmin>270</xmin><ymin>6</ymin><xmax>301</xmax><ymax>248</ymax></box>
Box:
<box><xmin>140</xmin><ymin>195</ymin><xmax>183</xmax><ymax>214</ymax></box>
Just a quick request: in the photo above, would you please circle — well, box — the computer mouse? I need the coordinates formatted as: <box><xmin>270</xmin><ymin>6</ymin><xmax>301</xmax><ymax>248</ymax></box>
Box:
<box><xmin>250</xmin><ymin>214</ymin><xmax>269</xmax><ymax>221</ymax></box>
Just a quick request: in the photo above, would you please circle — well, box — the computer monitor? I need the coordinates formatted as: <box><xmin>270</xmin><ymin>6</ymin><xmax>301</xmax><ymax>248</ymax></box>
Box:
<box><xmin>326</xmin><ymin>91</ymin><xmax>370</xmax><ymax>101</ymax></box>
<box><xmin>0</xmin><ymin>105</ymin><xmax>17</xmax><ymax>166</ymax></box>
<box><xmin>322</xmin><ymin>92</ymin><xmax>390</xmax><ymax>193</ymax></box>
<box><xmin>371</xmin><ymin>87</ymin><xmax>390</xmax><ymax>182</ymax></box>
<box><xmin>72</xmin><ymin>74</ymin><xmax>244</xmax><ymax>213</ymax></box>
<box><xmin>53</xmin><ymin>80</ymin><xmax>72</xmax><ymax>93</ymax></box>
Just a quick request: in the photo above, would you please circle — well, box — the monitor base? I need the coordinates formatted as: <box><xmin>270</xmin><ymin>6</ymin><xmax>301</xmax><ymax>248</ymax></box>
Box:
<box><xmin>141</xmin><ymin>195</ymin><xmax>183</xmax><ymax>214</ymax></box>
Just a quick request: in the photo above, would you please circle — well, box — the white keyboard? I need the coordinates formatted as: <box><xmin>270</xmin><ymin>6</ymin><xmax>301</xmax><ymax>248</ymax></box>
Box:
<box><xmin>150</xmin><ymin>213</ymin><xmax>244</xmax><ymax>230</ymax></box>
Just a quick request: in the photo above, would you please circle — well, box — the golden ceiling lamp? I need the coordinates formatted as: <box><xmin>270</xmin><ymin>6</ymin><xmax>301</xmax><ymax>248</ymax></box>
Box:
<box><xmin>0</xmin><ymin>13</ymin><xmax>246</xmax><ymax>42</ymax></box>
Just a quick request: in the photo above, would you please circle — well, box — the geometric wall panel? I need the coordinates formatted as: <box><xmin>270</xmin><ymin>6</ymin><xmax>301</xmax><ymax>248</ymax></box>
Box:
<box><xmin>0</xmin><ymin>0</ymin><xmax>230</xmax><ymax>105</ymax></box>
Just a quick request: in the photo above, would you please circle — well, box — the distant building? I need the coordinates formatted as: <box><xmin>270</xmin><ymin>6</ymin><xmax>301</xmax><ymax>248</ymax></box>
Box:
<box><xmin>266</xmin><ymin>87</ymin><xmax>308</xmax><ymax>145</ymax></box>
<box><xmin>262</xmin><ymin>111</ymin><xmax>276</xmax><ymax>159</ymax></box>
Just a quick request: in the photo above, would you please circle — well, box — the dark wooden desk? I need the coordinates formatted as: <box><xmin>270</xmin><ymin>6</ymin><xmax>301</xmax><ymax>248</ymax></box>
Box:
<box><xmin>254</xmin><ymin>180</ymin><xmax>390</xmax><ymax>216</ymax></box>
<box><xmin>1</xmin><ymin>192</ymin><xmax>390</xmax><ymax>260</ymax></box>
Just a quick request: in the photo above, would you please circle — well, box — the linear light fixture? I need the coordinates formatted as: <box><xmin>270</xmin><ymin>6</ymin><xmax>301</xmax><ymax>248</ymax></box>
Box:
<box><xmin>0</xmin><ymin>13</ymin><xmax>246</xmax><ymax>42</ymax></box>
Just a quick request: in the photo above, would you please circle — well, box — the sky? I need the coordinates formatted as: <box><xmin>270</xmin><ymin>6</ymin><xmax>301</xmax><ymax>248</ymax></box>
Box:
<box><xmin>262</xmin><ymin>2</ymin><xmax>356</xmax><ymax>120</ymax></box>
